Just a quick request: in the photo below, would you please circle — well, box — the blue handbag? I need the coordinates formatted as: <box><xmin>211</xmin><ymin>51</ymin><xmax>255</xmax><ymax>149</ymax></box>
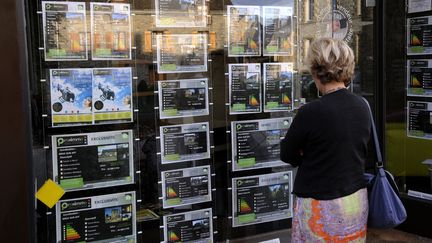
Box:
<box><xmin>362</xmin><ymin>98</ymin><xmax>407</xmax><ymax>229</ymax></box>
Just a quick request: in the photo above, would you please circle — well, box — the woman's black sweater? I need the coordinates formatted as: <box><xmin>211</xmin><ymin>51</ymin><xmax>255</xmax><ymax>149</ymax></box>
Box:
<box><xmin>280</xmin><ymin>88</ymin><xmax>371</xmax><ymax>200</ymax></box>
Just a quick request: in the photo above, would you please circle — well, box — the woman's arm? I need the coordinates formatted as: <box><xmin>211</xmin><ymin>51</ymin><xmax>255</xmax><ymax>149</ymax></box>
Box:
<box><xmin>280</xmin><ymin>107</ymin><xmax>309</xmax><ymax>167</ymax></box>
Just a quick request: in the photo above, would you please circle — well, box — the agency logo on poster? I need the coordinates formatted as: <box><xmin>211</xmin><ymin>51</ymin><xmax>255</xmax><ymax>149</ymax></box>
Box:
<box><xmin>316</xmin><ymin>5</ymin><xmax>353</xmax><ymax>43</ymax></box>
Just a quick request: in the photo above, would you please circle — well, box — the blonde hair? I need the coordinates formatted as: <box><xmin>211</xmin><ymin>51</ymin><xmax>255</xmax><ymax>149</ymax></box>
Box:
<box><xmin>306</xmin><ymin>38</ymin><xmax>355</xmax><ymax>85</ymax></box>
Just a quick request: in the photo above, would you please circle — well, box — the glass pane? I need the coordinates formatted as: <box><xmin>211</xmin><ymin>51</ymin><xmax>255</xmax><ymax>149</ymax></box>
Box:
<box><xmin>25</xmin><ymin>0</ymin><xmax>376</xmax><ymax>242</ymax></box>
<box><xmin>386</xmin><ymin>0</ymin><xmax>432</xmax><ymax>201</ymax></box>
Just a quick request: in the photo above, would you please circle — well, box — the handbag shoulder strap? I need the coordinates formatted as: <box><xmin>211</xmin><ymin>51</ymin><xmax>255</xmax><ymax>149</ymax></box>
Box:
<box><xmin>361</xmin><ymin>98</ymin><xmax>401</xmax><ymax>193</ymax></box>
<box><xmin>360</xmin><ymin>97</ymin><xmax>383</xmax><ymax>164</ymax></box>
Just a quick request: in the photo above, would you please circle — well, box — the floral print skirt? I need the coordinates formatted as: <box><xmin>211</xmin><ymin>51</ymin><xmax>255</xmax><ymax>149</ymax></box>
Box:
<box><xmin>291</xmin><ymin>188</ymin><xmax>368</xmax><ymax>243</ymax></box>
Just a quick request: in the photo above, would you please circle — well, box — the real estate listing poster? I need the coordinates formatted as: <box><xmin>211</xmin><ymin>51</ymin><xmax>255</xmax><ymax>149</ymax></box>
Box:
<box><xmin>263</xmin><ymin>63</ymin><xmax>294</xmax><ymax>112</ymax></box>
<box><xmin>231</xmin><ymin>118</ymin><xmax>292</xmax><ymax>171</ymax></box>
<box><xmin>232</xmin><ymin>171</ymin><xmax>293</xmax><ymax>227</ymax></box>
<box><xmin>161</xmin><ymin>165</ymin><xmax>212</xmax><ymax>208</ymax></box>
<box><xmin>407</xmin><ymin>17</ymin><xmax>432</xmax><ymax>55</ymax></box>
<box><xmin>157</xmin><ymin>34</ymin><xmax>208</xmax><ymax>73</ymax></box>
<box><xmin>92</xmin><ymin>68</ymin><xmax>133</xmax><ymax>124</ymax></box>
<box><xmin>50</xmin><ymin>69</ymin><xmax>93</xmax><ymax>127</ymax></box>
<box><xmin>52</xmin><ymin>130</ymin><xmax>134</xmax><ymax>191</ymax></box>
<box><xmin>229</xmin><ymin>63</ymin><xmax>262</xmax><ymax>114</ymax></box>
<box><xmin>158</xmin><ymin>78</ymin><xmax>209</xmax><ymax>119</ymax></box>
<box><xmin>56</xmin><ymin>192</ymin><xmax>136</xmax><ymax>243</ymax></box>
<box><xmin>163</xmin><ymin>208</ymin><xmax>213</xmax><ymax>243</ymax></box>
<box><xmin>91</xmin><ymin>3</ymin><xmax>132</xmax><ymax>60</ymax></box>
<box><xmin>408</xmin><ymin>0</ymin><xmax>432</xmax><ymax>13</ymax></box>
<box><xmin>407</xmin><ymin>60</ymin><xmax>432</xmax><ymax>97</ymax></box>
<box><xmin>155</xmin><ymin>0</ymin><xmax>207</xmax><ymax>28</ymax></box>
<box><xmin>227</xmin><ymin>5</ymin><xmax>261</xmax><ymax>57</ymax></box>
<box><xmin>263</xmin><ymin>6</ymin><xmax>293</xmax><ymax>56</ymax></box>
<box><xmin>160</xmin><ymin>122</ymin><xmax>210</xmax><ymax>164</ymax></box>
<box><xmin>407</xmin><ymin>101</ymin><xmax>432</xmax><ymax>139</ymax></box>
<box><xmin>42</xmin><ymin>1</ymin><xmax>88</xmax><ymax>61</ymax></box>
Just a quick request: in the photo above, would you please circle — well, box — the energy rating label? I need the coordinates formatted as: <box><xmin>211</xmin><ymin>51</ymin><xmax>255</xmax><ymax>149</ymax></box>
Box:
<box><xmin>64</xmin><ymin>225</ymin><xmax>80</xmax><ymax>241</ymax></box>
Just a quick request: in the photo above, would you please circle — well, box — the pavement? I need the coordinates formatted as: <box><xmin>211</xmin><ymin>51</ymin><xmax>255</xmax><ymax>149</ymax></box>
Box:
<box><xmin>227</xmin><ymin>229</ymin><xmax>432</xmax><ymax>243</ymax></box>
<box><xmin>367</xmin><ymin>229</ymin><xmax>432</xmax><ymax>243</ymax></box>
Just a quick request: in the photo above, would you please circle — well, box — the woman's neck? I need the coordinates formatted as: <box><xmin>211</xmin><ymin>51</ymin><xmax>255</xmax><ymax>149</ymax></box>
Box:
<box><xmin>321</xmin><ymin>82</ymin><xmax>346</xmax><ymax>95</ymax></box>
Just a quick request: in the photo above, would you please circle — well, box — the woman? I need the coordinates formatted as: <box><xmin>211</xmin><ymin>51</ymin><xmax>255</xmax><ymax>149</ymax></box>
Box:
<box><xmin>280</xmin><ymin>38</ymin><xmax>371</xmax><ymax>242</ymax></box>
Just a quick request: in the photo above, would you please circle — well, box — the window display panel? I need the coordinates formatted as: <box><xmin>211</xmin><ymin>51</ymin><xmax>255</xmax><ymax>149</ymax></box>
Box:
<box><xmin>56</xmin><ymin>192</ymin><xmax>136</xmax><ymax>243</ymax></box>
<box><xmin>229</xmin><ymin>63</ymin><xmax>262</xmax><ymax>114</ymax></box>
<box><xmin>407</xmin><ymin>101</ymin><xmax>432</xmax><ymax>139</ymax></box>
<box><xmin>90</xmin><ymin>3</ymin><xmax>132</xmax><ymax>60</ymax></box>
<box><xmin>156</xmin><ymin>34</ymin><xmax>208</xmax><ymax>73</ymax></box>
<box><xmin>92</xmin><ymin>68</ymin><xmax>133</xmax><ymax>124</ymax></box>
<box><xmin>52</xmin><ymin>130</ymin><xmax>134</xmax><ymax>191</ymax></box>
<box><xmin>408</xmin><ymin>0</ymin><xmax>432</xmax><ymax>13</ymax></box>
<box><xmin>160</xmin><ymin>122</ymin><xmax>210</xmax><ymax>164</ymax></box>
<box><xmin>163</xmin><ymin>208</ymin><xmax>213</xmax><ymax>243</ymax></box>
<box><xmin>407</xmin><ymin>60</ymin><xmax>432</xmax><ymax>97</ymax></box>
<box><xmin>25</xmin><ymin>0</ymin><xmax>383</xmax><ymax>241</ymax></box>
<box><xmin>231</xmin><ymin>118</ymin><xmax>292</xmax><ymax>171</ymax></box>
<box><xmin>383</xmin><ymin>0</ymin><xmax>432</xmax><ymax>230</ymax></box>
<box><xmin>158</xmin><ymin>78</ymin><xmax>209</xmax><ymax>119</ymax></box>
<box><xmin>407</xmin><ymin>16</ymin><xmax>432</xmax><ymax>55</ymax></box>
<box><xmin>227</xmin><ymin>5</ymin><xmax>261</xmax><ymax>57</ymax></box>
<box><xmin>263</xmin><ymin>63</ymin><xmax>294</xmax><ymax>112</ymax></box>
<box><xmin>263</xmin><ymin>6</ymin><xmax>293</xmax><ymax>56</ymax></box>
<box><xmin>50</xmin><ymin>69</ymin><xmax>93</xmax><ymax>127</ymax></box>
<box><xmin>155</xmin><ymin>0</ymin><xmax>207</xmax><ymax>28</ymax></box>
<box><xmin>232</xmin><ymin>171</ymin><xmax>293</xmax><ymax>227</ymax></box>
<box><xmin>42</xmin><ymin>1</ymin><xmax>87</xmax><ymax>61</ymax></box>
<box><xmin>161</xmin><ymin>165</ymin><xmax>212</xmax><ymax>208</ymax></box>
